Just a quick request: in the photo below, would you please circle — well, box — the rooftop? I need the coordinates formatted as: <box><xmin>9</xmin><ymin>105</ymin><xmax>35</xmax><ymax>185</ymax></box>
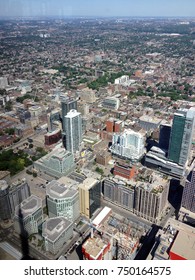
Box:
<box><xmin>16</xmin><ymin>195</ymin><xmax>42</xmax><ymax>218</ymax></box>
<box><xmin>82</xmin><ymin>236</ymin><xmax>109</xmax><ymax>260</ymax></box>
<box><xmin>46</xmin><ymin>180</ymin><xmax>77</xmax><ymax>199</ymax></box>
<box><xmin>78</xmin><ymin>177</ymin><xmax>99</xmax><ymax>191</ymax></box>
<box><xmin>171</xmin><ymin>230</ymin><xmax>195</xmax><ymax>260</ymax></box>
<box><xmin>42</xmin><ymin>217</ymin><xmax>72</xmax><ymax>242</ymax></box>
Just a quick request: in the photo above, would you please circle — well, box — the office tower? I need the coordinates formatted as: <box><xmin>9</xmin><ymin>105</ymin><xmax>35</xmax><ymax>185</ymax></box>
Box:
<box><xmin>61</xmin><ymin>97</ymin><xmax>77</xmax><ymax>132</ymax></box>
<box><xmin>14</xmin><ymin>195</ymin><xmax>43</xmax><ymax>236</ymax></box>
<box><xmin>78</xmin><ymin>178</ymin><xmax>101</xmax><ymax>219</ymax></box>
<box><xmin>168</xmin><ymin>108</ymin><xmax>195</xmax><ymax>166</ymax></box>
<box><xmin>0</xmin><ymin>179</ymin><xmax>30</xmax><ymax>221</ymax></box>
<box><xmin>181</xmin><ymin>169</ymin><xmax>195</xmax><ymax>213</ymax></box>
<box><xmin>110</xmin><ymin>129</ymin><xmax>146</xmax><ymax>162</ymax></box>
<box><xmin>0</xmin><ymin>180</ymin><xmax>11</xmax><ymax>220</ymax></box>
<box><xmin>159</xmin><ymin>123</ymin><xmax>171</xmax><ymax>152</ymax></box>
<box><xmin>42</xmin><ymin>217</ymin><xmax>73</xmax><ymax>254</ymax></box>
<box><xmin>34</xmin><ymin>145</ymin><xmax>75</xmax><ymax>178</ymax></box>
<box><xmin>9</xmin><ymin>179</ymin><xmax>31</xmax><ymax>217</ymax></box>
<box><xmin>46</xmin><ymin>180</ymin><xmax>79</xmax><ymax>222</ymax></box>
<box><xmin>65</xmin><ymin>109</ymin><xmax>82</xmax><ymax>154</ymax></box>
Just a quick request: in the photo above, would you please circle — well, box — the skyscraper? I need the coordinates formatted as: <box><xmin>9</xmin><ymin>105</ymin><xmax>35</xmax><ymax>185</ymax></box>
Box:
<box><xmin>181</xmin><ymin>169</ymin><xmax>195</xmax><ymax>213</ymax></box>
<box><xmin>0</xmin><ymin>180</ymin><xmax>11</xmax><ymax>220</ymax></box>
<box><xmin>46</xmin><ymin>180</ymin><xmax>79</xmax><ymax>222</ymax></box>
<box><xmin>61</xmin><ymin>97</ymin><xmax>77</xmax><ymax>132</ymax></box>
<box><xmin>78</xmin><ymin>178</ymin><xmax>101</xmax><ymax>219</ymax></box>
<box><xmin>65</xmin><ymin>109</ymin><xmax>82</xmax><ymax>154</ymax></box>
<box><xmin>168</xmin><ymin>108</ymin><xmax>195</xmax><ymax>166</ymax></box>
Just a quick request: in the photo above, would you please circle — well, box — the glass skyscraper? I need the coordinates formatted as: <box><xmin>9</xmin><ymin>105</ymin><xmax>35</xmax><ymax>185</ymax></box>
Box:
<box><xmin>168</xmin><ymin>108</ymin><xmax>195</xmax><ymax>166</ymax></box>
<box><xmin>65</xmin><ymin>109</ymin><xmax>82</xmax><ymax>154</ymax></box>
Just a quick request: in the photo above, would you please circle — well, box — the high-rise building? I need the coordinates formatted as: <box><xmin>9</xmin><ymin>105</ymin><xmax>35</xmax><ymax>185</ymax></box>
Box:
<box><xmin>61</xmin><ymin>97</ymin><xmax>77</xmax><ymax>132</ymax></box>
<box><xmin>9</xmin><ymin>179</ymin><xmax>31</xmax><ymax>217</ymax></box>
<box><xmin>14</xmin><ymin>195</ymin><xmax>43</xmax><ymax>236</ymax></box>
<box><xmin>65</xmin><ymin>109</ymin><xmax>82</xmax><ymax>154</ymax></box>
<box><xmin>0</xmin><ymin>179</ymin><xmax>30</xmax><ymax>221</ymax></box>
<box><xmin>134</xmin><ymin>174</ymin><xmax>169</xmax><ymax>223</ymax></box>
<box><xmin>103</xmin><ymin>177</ymin><xmax>135</xmax><ymax>212</ymax></box>
<box><xmin>110</xmin><ymin>129</ymin><xmax>146</xmax><ymax>162</ymax></box>
<box><xmin>0</xmin><ymin>180</ymin><xmax>11</xmax><ymax>220</ymax></box>
<box><xmin>168</xmin><ymin>108</ymin><xmax>195</xmax><ymax>166</ymax></box>
<box><xmin>78</xmin><ymin>178</ymin><xmax>101</xmax><ymax>219</ymax></box>
<box><xmin>42</xmin><ymin>217</ymin><xmax>73</xmax><ymax>255</ymax></box>
<box><xmin>181</xmin><ymin>169</ymin><xmax>195</xmax><ymax>213</ymax></box>
<box><xmin>46</xmin><ymin>179</ymin><xmax>79</xmax><ymax>222</ymax></box>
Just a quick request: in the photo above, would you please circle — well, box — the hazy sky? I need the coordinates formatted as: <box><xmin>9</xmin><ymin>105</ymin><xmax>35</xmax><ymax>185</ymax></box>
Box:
<box><xmin>0</xmin><ymin>0</ymin><xmax>195</xmax><ymax>18</ymax></box>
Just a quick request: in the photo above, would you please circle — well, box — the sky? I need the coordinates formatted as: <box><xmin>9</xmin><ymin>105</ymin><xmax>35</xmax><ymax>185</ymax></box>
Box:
<box><xmin>0</xmin><ymin>0</ymin><xmax>195</xmax><ymax>18</ymax></box>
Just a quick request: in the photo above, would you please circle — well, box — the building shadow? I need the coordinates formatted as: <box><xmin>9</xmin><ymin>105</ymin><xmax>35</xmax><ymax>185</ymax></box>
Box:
<box><xmin>18</xmin><ymin>207</ymin><xmax>34</xmax><ymax>260</ymax></box>
<box><xmin>168</xmin><ymin>179</ymin><xmax>183</xmax><ymax>213</ymax></box>
<box><xmin>134</xmin><ymin>224</ymin><xmax>160</xmax><ymax>260</ymax></box>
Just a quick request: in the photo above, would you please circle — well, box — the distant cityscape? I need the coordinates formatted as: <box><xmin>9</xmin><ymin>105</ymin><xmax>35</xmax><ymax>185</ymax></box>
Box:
<box><xmin>0</xmin><ymin>16</ymin><xmax>195</xmax><ymax>261</ymax></box>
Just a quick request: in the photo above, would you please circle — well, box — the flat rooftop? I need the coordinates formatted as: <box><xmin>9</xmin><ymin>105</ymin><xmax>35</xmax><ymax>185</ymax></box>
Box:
<box><xmin>46</xmin><ymin>180</ymin><xmax>77</xmax><ymax>199</ymax></box>
<box><xmin>15</xmin><ymin>195</ymin><xmax>42</xmax><ymax>218</ymax></box>
<box><xmin>171</xmin><ymin>230</ymin><xmax>195</xmax><ymax>260</ymax></box>
<box><xmin>42</xmin><ymin>217</ymin><xmax>72</xmax><ymax>242</ymax></box>
<box><xmin>82</xmin><ymin>236</ymin><xmax>108</xmax><ymax>260</ymax></box>
<box><xmin>78</xmin><ymin>177</ymin><xmax>99</xmax><ymax>191</ymax></box>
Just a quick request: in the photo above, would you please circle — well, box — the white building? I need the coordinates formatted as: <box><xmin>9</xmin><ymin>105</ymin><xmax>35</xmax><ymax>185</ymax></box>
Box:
<box><xmin>46</xmin><ymin>179</ymin><xmax>79</xmax><ymax>222</ymax></box>
<box><xmin>65</xmin><ymin>109</ymin><xmax>82</xmax><ymax>154</ymax></box>
<box><xmin>110</xmin><ymin>129</ymin><xmax>146</xmax><ymax>162</ymax></box>
<box><xmin>114</xmin><ymin>75</ymin><xmax>129</xmax><ymax>85</ymax></box>
<box><xmin>42</xmin><ymin>217</ymin><xmax>73</xmax><ymax>255</ymax></box>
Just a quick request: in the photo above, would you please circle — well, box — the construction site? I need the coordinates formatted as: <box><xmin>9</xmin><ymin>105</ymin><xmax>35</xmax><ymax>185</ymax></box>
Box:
<box><xmin>82</xmin><ymin>206</ymin><xmax>151</xmax><ymax>260</ymax></box>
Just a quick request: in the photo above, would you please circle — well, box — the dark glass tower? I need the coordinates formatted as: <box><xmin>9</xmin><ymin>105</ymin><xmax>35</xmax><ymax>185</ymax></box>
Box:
<box><xmin>61</xmin><ymin>97</ymin><xmax>77</xmax><ymax>132</ymax></box>
<box><xmin>89</xmin><ymin>181</ymin><xmax>101</xmax><ymax>218</ymax></box>
<box><xmin>181</xmin><ymin>169</ymin><xmax>195</xmax><ymax>213</ymax></box>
